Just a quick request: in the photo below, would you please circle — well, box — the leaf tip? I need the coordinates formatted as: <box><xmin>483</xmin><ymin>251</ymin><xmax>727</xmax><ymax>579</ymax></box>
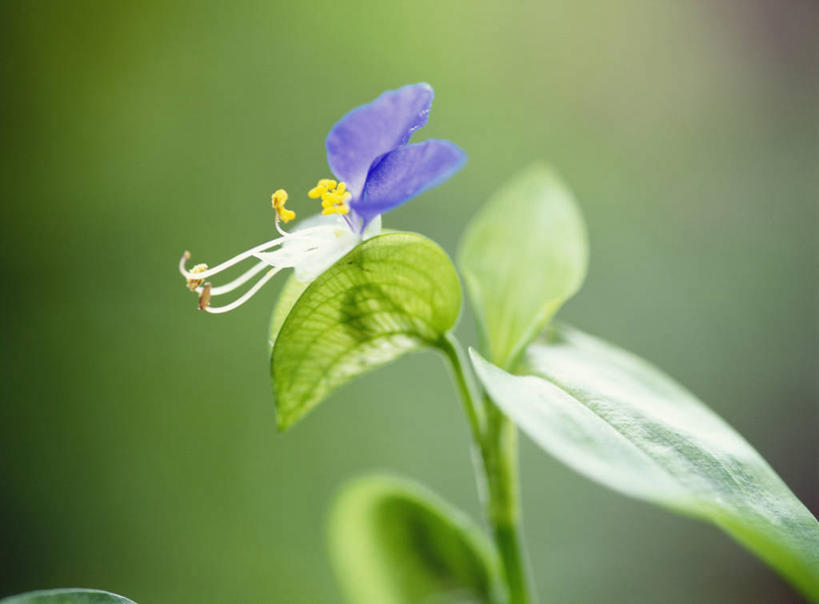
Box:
<box><xmin>467</xmin><ymin>346</ymin><xmax>490</xmax><ymax>375</ymax></box>
<box><xmin>274</xmin><ymin>408</ymin><xmax>297</xmax><ymax>433</ymax></box>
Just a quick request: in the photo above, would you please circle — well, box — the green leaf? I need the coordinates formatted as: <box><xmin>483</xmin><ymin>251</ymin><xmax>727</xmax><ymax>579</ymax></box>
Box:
<box><xmin>458</xmin><ymin>163</ymin><xmax>588</xmax><ymax>369</ymax></box>
<box><xmin>328</xmin><ymin>475</ymin><xmax>503</xmax><ymax>604</ymax></box>
<box><xmin>270</xmin><ymin>232</ymin><xmax>461</xmax><ymax>430</ymax></box>
<box><xmin>0</xmin><ymin>590</ymin><xmax>136</xmax><ymax>604</ymax></box>
<box><xmin>268</xmin><ymin>273</ymin><xmax>309</xmax><ymax>348</ymax></box>
<box><xmin>469</xmin><ymin>325</ymin><xmax>819</xmax><ymax>601</ymax></box>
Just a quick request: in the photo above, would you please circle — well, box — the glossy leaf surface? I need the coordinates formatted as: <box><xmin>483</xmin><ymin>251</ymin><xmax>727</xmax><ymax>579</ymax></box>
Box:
<box><xmin>329</xmin><ymin>475</ymin><xmax>502</xmax><ymax>604</ymax></box>
<box><xmin>458</xmin><ymin>163</ymin><xmax>587</xmax><ymax>368</ymax></box>
<box><xmin>0</xmin><ymin>590</ymin><xmax>136</xmax><ymax>604</ymax></box>
<box><xmin>470</xmin><ymin>325</ymin><xmax>819</xmax><ymax>601</ymax></box>
<box><xmin>270</xmin><ymin>232</ymin><xmax>461</xmax><ymax>430</ymax></box>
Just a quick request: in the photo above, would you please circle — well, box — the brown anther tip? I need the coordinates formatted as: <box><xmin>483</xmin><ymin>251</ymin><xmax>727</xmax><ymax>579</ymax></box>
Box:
<box><xmin>198</xmin><ymin>283</ymin><xmax>212</xmax><ymax>310</ymax></box>
<box><xmin>183</xmin><ymin>250</ymin><xmax>191</xmax><ymax>260</ymax></box>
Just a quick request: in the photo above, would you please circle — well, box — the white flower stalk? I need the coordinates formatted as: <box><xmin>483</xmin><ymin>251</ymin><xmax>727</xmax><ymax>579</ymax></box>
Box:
<box><xmin>178</xmin><ymin>188</ymin><xmax>381</xmax><ymax>314</ymax></box>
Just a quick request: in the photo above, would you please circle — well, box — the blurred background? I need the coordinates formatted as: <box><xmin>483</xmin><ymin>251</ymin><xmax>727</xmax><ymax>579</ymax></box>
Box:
<box><xmin>1</xmin><ymin>1</ymin><xmax>817</xmax><ymax>602</ymax></box>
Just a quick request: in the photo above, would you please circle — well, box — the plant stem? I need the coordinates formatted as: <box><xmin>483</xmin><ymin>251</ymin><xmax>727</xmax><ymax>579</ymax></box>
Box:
<box><xmin>483</xmin><ymin>402</ymin><xmax>530</xmax><ymax>604</ymax></box>
<box><xmin>440</xmin><ymin>333</ymin><xmax>533</xmax><ymax>604</ymax></box>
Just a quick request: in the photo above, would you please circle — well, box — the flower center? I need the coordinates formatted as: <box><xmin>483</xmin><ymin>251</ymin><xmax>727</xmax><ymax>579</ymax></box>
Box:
<box><xmin>308</xmin><ymin>178</ymin><xmax>351</xmax><ymax>216</ymax></box>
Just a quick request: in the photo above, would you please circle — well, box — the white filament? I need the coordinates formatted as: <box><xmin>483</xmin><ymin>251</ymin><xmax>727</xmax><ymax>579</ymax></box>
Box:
<box><xmin>203</xmin><ymin>268</ymin><xmax>281</xmax><ymax>314</ymax></box>
<box><xmin>180</xmin><ymin>213</ymin><xmax>383</xmax><ymax>314</ymax></box>
<box><xmin>179</xmin><ymin>237</ymin><xmax>283</xmax><ymax>280</ymax></box>
<box><xmin>178</xmin><ymin>225</ymin><xmax>333</xmax><ymax>281</ymax></box>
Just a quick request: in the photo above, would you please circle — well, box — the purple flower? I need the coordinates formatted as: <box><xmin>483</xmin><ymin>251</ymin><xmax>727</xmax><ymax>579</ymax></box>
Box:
<box><xmin>179</xmin><ymin>83</ymin><xmax>466</xmax><ymax>313</ymax></box>
<box><xmin>325</xmin><ymin>82</ymin><xmax>466</xmax><ymax>228</ymax></box>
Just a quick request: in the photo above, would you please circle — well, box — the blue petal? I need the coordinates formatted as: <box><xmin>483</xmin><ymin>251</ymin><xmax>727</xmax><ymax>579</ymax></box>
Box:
<box><xmin>326</xmin><ymin>83</ymin><xmax>434</xmax><ymax>198</ymax></box>
<box><xmin>352</xmin><ymin>139</ymin><xmax>467</xmax><ymax>223</ymax></box>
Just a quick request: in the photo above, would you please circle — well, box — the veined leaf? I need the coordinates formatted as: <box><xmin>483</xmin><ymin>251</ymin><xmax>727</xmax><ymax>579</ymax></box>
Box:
<box><xmin>0</xmin><ymin>590</ymin><xmax>136</xmax><ymax>604</ymax></box>
<box><xmin>458</xmin><ymin>163</ymin><xmax>588</xmax><ymax>369</ymax></box>
<box><xmin>270</xmin><ymin>232</ymin><xmax>461</xmax><ymax>430</ymax></box>
<box><xmin>470</xmin><ymin>325</ymin><xmax>819</xmax><ymax>601</ymax></box>
<box><xmin>328</xmin><ymin>475</ymin><xmax>503</xmax><ymax>604</ymax></box>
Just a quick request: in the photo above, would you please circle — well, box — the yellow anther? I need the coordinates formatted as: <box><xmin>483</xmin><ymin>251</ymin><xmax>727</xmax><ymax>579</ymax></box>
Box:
<box><xmin>272</xmin><ymin>188</ymin><xmax>288</xmax><ymax>208</ymax></box>
<box><xmin>198</xmin><ymin>282</ymin><xmax>212</xmax><ymax>310</ymax></box>
<box><xmin>309</xmin><ymin>179</ymin><xmax>339</xmax><ymax>199</ymax></box>
<box><xmin>277</xmin><ymin>207</ymin><xmax>296</xmax><ymax>222</ymax></box>
<box><xmin>310</xmin><ymin>178</ymin><xmax>351</xmax><ymax>216</ymax></box>
<box><xmin>271</xmin><ymin>188</ymin><xmax>295</xmax><ymax>223</ymax></box>
<box><xmin>321</xmin><ymin>192</ymin><xmax>351</xmax><ymax>216</ymax></box>
<box><xmin>322</xmin><ymin>203</ymin><xmax>350</xmax><ymax>216</ymax></box>
<box><xmin>186</xmin><ymin>263</ymin><xmax>208</xmax><ymax>290</ymax></box>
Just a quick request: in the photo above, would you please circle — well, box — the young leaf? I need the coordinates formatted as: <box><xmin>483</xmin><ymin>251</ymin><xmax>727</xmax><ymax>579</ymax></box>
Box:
<box><xmin>458</xmin><ymin>163</ymin><xmax>588</xmax><ymax>369</ymax></box>
<box><xmin>328</xmin><ymin>475</ymin><xmax>503</xmax><ymax>604</ymax></box>
<box><xmin>0</xmin><ymin>590</ymin><xmax>136</xmax><ymax>604</ymax></box>
<box><xmin>270</xmin><ymin>232</ymin><xmax>461</xmax><ymax>430</ymax></box>
<box><xmin>469</xmin><ymin>325</ymin><xmax>819</xmax><ymax>601</ymax></box>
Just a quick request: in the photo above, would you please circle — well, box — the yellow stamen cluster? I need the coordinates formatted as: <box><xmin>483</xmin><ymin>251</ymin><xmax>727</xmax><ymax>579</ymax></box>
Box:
<box><xmin>186</xmin><ymin>263</ymin><xmax>208</xmax><ymax>290</ymax></box>
<box><xmin>271</xmin><ymin>188</ymin><xmax>295</xmax><ymax>223</ymax></box>
<box><xmin>308</xmin><ymin>178</ymin><xmax>351</xmax><ymax>216</ymax></box>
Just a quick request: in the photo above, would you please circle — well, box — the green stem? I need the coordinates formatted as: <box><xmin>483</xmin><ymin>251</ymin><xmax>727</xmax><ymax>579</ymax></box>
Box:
<box><xmin>483</xmin><ymin>402</ymin><xmax>530</xmax><ymax>604</ymax></box>
<box><xmin>440</xmin><ymin>333</ymin><xmax>533</xmax><ymax>604</ymax></box>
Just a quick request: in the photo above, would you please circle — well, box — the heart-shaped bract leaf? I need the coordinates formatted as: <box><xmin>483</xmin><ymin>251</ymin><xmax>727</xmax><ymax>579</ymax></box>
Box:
<box><xmin>458</xmin><ymin>163</ymin><xmax>588</xmax><ymax>369</ymax></box>
<box><xmin>328</xmin><ymin>475</ymin><xmax>503</xmax><ymax>604</ymax></box>
<box><xmin>270</xmin><ymin>232</ymin><xmax>461</xmax><ymax>430</ymax></box>
<box><xmin>0</xmin><ymin>590</ymin><xmax>136</xmax><ymax>604</ymax></box>
<box><xmin>470</xmin><ymin>325</ymin><xmax>819</xmax><ymax>601</ymax></box>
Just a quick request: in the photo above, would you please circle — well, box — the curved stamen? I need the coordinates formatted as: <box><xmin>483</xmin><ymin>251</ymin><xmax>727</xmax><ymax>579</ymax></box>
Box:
<box><xmin>179</xmin><ymin>225</ymin><xmax>340</xmax><ymax>281</ymax></box>
<box><xmin>275</xmin><ymin>216</ymin><xmax>289</xmax><ymax>237</ymax></box>
<box><xmin>198</xmin><ymin>260</ymin><xmax>269</xmax><ymax>297</ymax></box>
<box><xmin>179</xmin><ymin>238</ymin><xmax>284</xmax><ymax>280</ymax></box>
<box><xmin>202</xmin><ymin>267</ymin><xmax>281</xmax><ymax>314</ymax></box>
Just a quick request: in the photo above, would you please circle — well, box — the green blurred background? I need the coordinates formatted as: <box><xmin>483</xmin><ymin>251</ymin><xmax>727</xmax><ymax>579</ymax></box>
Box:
<box><xmin>1</xmin><ymin>1</ymin><xmax>817</xmax><ymax>602</ymax></box>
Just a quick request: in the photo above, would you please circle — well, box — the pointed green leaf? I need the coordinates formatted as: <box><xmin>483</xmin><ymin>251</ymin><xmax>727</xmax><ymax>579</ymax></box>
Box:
<box><xmin>470</xmin><ymin>325</ymin><xmax>819</xmax><ymax>601</ymax></box>
<box><xmin>0</xmin><ymin>590</ymin><xmax>136</xmax><ymax>604</ymax></box>
<box><xmin>458</xmin><ymin>163</ymin><xmax>588</xmax><ymax>369</ymax></box>
<box><xmin>329</xmin><ymin>475</ymin><xmax>503</xmax><ymax>604</ymax></box>
<box><xmin>270</xmin><ymin>232</ymin><xmax>461</xmax><ymax>430</ymax></box>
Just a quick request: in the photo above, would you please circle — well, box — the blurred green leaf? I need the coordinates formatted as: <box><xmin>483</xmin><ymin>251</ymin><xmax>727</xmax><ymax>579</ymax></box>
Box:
<box><xmin>458</xmin><ymin>163</ymin><xmax>588</xmax><ymax>369</ymax></box>
<box><xmin>0</xmin><ymin>590</ymin><xmax>136</xmax><ymax>604</ymax></box>
<box><xmin>470</xmin><ymin>325</ymin><xmax>819</xmax><ymax>601</ymax></box>
<box><xmin>270</xmin><ymin>232</ymin><xmax>461</xmax><ymax>430</ymax></box>
<box><xmin>328</xmin><ymin>475</ymin><xmax>503</xmax><ymax>604</ymax></box>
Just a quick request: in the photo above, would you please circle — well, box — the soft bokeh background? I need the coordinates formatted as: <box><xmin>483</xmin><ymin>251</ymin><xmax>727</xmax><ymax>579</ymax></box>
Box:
<box><xmin>1</xmin><ymin>1</ymin><xmax>817</xmax><ymax>602</ymax></box>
